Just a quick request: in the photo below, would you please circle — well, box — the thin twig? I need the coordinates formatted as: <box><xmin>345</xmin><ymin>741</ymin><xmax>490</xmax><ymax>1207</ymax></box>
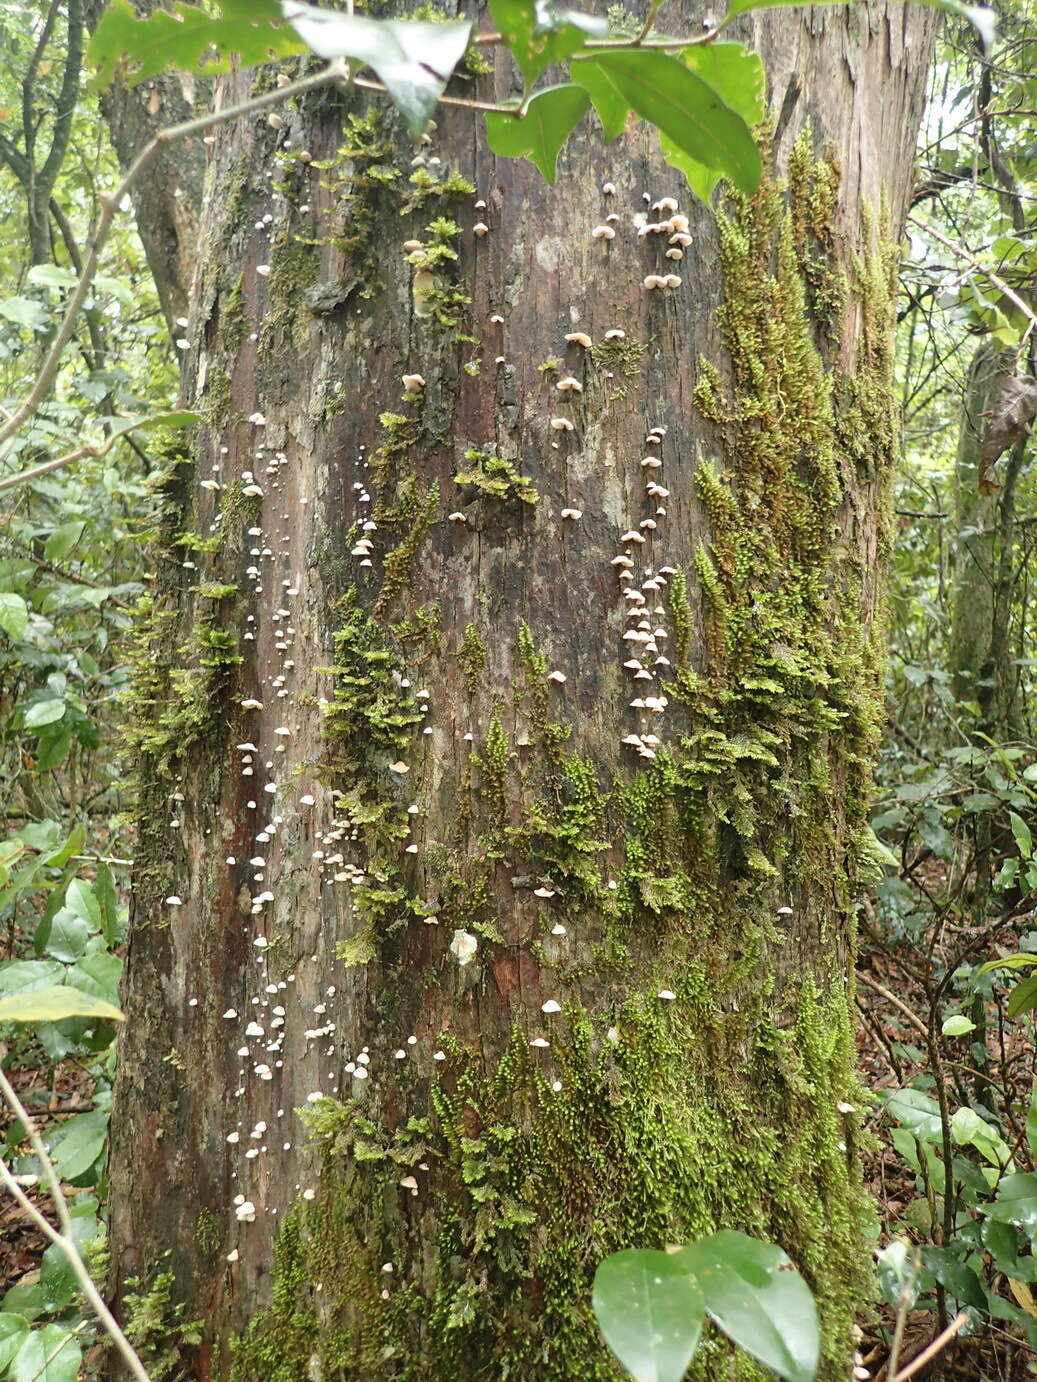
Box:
<box><xmin>0</xmin><ymin>1062</ymin><xmax>152</xmax><ymax>1382</ymax></box>
<box><xmin>889</xmin><ymin>1312</ymin><xmax>969</xmax><ymax>1382</ymax></box>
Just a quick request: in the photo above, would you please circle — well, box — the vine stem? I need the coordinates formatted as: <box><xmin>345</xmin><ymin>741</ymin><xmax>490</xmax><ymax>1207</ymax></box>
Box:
<box><xmin>0</xmin><ymin>58</ymin><xmax>351</xmax><ymax>457</ymax></box>
<box><xmin>0</xmin><ymin>1060</ymin><xmax>153</xmax><ymax>1382</ymax></box>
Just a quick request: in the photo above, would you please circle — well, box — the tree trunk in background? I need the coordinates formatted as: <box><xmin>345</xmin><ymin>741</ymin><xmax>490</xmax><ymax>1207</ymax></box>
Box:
<box><xmin>83</xmin><ymin>0</ymin><xmax>207</xmax><ymax>331</ymax></box>
<box><xmin>949</xmin><ymin>339</ymin><xmax>1023</xmax><ymax>738</ymax></box>
<box><xmin>107</xmin><ymin>7</ymin><xmax>935</xmax><ymax>1378</ymax></box>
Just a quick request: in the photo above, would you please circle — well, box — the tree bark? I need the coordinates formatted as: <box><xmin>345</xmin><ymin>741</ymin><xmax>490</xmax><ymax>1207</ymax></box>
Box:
<box><xmin>949</xmin><ymin>339</ymin><xmax>1024</xmax><ymax>737</ymax></box>
<box><xmin>108</xmin><ymin>7</ymin><xmax>936</xmax><ymax>1378</ymax></box>
<box><xmin>82</xmin><ymin>0</ymin><xmax>208</xmax><ymax>332</ymax></box>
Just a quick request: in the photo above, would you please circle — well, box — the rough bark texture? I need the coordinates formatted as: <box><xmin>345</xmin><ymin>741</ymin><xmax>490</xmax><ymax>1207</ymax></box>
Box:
<box><xmin>108</xmin><ymin>6</ymin><xmax>935</xmax><ymax>1378</ymax></box>
<box><xmin>949</xmin><ymin>340</ymin><xmax>1023</xmax><ymax>737</ymax></box>
<box><xmin>83</xmin><ymin>0</ymin><xmax>207</xmax><ymax>331</ymax></box>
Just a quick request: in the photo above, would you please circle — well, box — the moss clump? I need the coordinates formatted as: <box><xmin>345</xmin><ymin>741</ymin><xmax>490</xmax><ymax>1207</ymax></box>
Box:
<box><xmin>122</xmin><ymin>1265</ymin><xmax>203</xmax><ymax>1381</ymax></box>
<box><xmin>458</xmin><ymin>622</ymin><xmax>487</xmax><ymax>693</ymax></box>
<box><xmin>453</xmin><ymin>449</ymin><xmax>539</xmax><ymax>506</ymax></box>
<box><xmin>376</xmin><ymin>481</ymin><xmax>440</xmax><ymax>613</ymax></box>
<box><xmin>590</xmin><ymin>336</ymin><xmax>647</xmax><ymax>401</ymax></box>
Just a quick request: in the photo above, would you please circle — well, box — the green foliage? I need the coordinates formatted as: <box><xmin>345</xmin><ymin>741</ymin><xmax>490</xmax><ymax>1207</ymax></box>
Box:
<box><xmin>486</xmin><ymin>86</ymin><xmax>591</xmax><ymax>183</ymax></box>
<box><xmin>593</xmin><ymin>1232</ymin><xmax>819</xmax><ymax>1382</ymax></box>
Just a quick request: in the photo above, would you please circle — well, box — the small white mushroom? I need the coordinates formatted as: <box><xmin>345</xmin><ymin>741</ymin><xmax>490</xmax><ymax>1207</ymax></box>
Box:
<box><xmin>550</xmin><ymin>417</ymin><xmax>575</xmax><ymax>432</ymax></box>
<box><xmin>565</xmin><ymin>332</ymin><xmax>592</xmax><ymax>349</ymax></box>
<box><xmin>591</xmin><ymin>225</ymin><xmax>616</xmax><ymax>241</ymax></box>
<box><xmin>402</xmin><ymin>374</ymin><xmax>426</xmax><ymax>391</ymax></box>
<box><xmin>556</xmin><ymin>376</ymin><xmax>583</xmax><ymax>394</ymax></box>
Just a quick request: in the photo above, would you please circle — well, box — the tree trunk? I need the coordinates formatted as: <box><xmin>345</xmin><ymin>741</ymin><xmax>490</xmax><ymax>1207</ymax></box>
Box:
<box><xmin>949</xmin><ymin>339</ymin><xmax>1023</xmax><ymax>737</ymax></box>
<box><xmin>108</xmin><ymin>8</ymin><xmax>935</xmax><ymax>1378</ymax></box>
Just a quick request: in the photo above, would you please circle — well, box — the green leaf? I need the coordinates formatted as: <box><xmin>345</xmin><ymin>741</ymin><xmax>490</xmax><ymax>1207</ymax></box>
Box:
<box><xmin>485</xmin><ymin>85</ymin><xmax>590</xmax><ymax>182</ymax></box>
<box><xmin>572</xmin><ymin>50</ymin><xmax>759</xmax><ymax>195</ymax></box>
<box><xmin>68</xmin><ymin>952</ymin><xmax>123</xmax><ymax>1008</ymax></box>
<box><xmin>108</xmin><ymin>409</ymin><xmax>201</xmax><ymax>440</ymax></box>
<box><xmin>65</xmin><ymin>878</ymin><xmax>103</xmax><ymax>933</ymax></box>
<box><xmin>26</xmin><ymin>265</ymin><xmax>78</xmax><ymax>291</ymax></box>
<box><xmin>0</xmin><ymin>592</ymin><xmax>29</xmax><ymax>641</ymax></box>
<box><xmin>43</xmin><ymin>1108</ymin><xmax>110</xmax><ymax>1181</ymax></box>
<box><xmin>675</xmin><ymin>1231</ymin><xmax>818</xmax><ymax>1382</ymax></box>
<box><xmin>43</xmin><ymin>522</ymin><xmax>86</xmax><ymax>565</ymax></box>
<box><xmin>985</xmin><ymin>1172</ymin><xmax>1037</xmax><ymax>1230</ymax></box>
<box><xmin>977</xmin><ymin>951</ymin><xmax>1037</xmax><ymax>978</ymax></box>
<box><xmin>42</xmin><ymin>823</ymin><xmax>86</xmax><ymax>869</ymax></box>
<box><xmin>1027</xmin><ymin>1080</ymin><xmax>1037</xmax><ymax>1160</ymax></box>
<box><xmin>0</xmin><ymin>1315</ymin><xmax>30</xmax><ymax>1371</ymax></box>
<box><xmin>282</xmin><ymin>3</ymin><xmax>473</xmax><ymax>135</ymax></box>
<box><xmin>921</xmin><ymin>1246</ymin><xmax>987</xmax><ymax>1311</ymax></box>
<box><xmin>1012</xmin><ymin>811</ymin><xmax>1034</xmax><ymax>860</ymax></box>
<box><xmin>0</xmin><ymin>298</ymin><xmax>49</xmax><ymax>331</ymax></box>
<box><xmin>658</xmin><ymin>44</ymin><xmax>765</xmax><ymax>203</ymax></box>
<box><xmin>0</xmin><ymin>959</ymin><xmax>65</xmax><ymax>996</ymax></box>
<box><xmin>89</xmin><ymin>0</ymin><xmax>304</xmax><ymax>89</ymax></box>
<box><xmin>721</xmin><ymin>0</ymin><xmax>995</xmax><ymax>51</ymax></box>
<box><xmin>44</xmin><ymin>909</ymin><xmax>91</xmax><ymax>963</ymax></box>
<box><xmin>592</xmin><ymin>1249</ymin><xmax>704</xmax><ymax>1382</ymax></box>
<box><xmin>23</xmin><ymin>699</ymin><xmax>66</xmax><ymax>730</ymax></box>
<box><xmin>38</xmin><ymin>1244</ymin><xmax>77</xmax><ymax>1313</ymax></box>
<box><xmin>950</xmin><ymin>1106</ymin><xmax>1010</xmax><ymax>1167</ymax></box>
<box><xmin>883</xmin><ymin>1087</ymin><xmax>942</xmax><ymax>1141</ymax></box>
<box><xmin>94</xmin><ymin>864</ymin><xmax>119</xmax><ymax>945</ymax></box>
<box><xmin>489</xmin><ymin>0</ymin><xmax>607</xmax><ymax>85</ymax></box>
<box><xmin>0</xmin><ymin>985</ymin><xmax>123</xmax><ymax>1025</ymax></box>
<box><xmin>1009</xmin><ymin>973</ymin><xmax>1037</xmax><ymax>1019</ymax></box>
<box><xmin>9</xmin><ymin>1324</ymin><xmax>81</xmax><ymax>1382</ymax></box>
<box><xmin>569</xmin><ymin>57</ymin><xmax>628</xmax><ymax>138</ymax></box>
<box><xmin>942</xmin><ymin>1015</ymin><xmax>976</xmax><ymax>1036</ymax></box>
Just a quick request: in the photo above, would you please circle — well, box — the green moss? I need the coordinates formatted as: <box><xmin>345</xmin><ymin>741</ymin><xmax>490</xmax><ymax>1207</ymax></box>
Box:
<box><xmin>376</xmin><ymin>481</ymin><xmax>441</xmax><ymax>613</ymax></box>
<box><xmin>590</xmin><ymin>336</ymin><xmax>647</xmax><ymax>401</ymax></box>
<box><xmin>231</xmin><ymin>984</ymin><xmax>868</xmax><ymax>1382</ymax></box>
<box><xmin>458</xmin><ymin>622</ymin><xmax>487</xmax><ymax>694</ymax></box>
<box><xmin>453</xmin><ymin>450</ymin><xmax>539</xmax><ymax>506</ymax></box>
<box><xmin>259</xmin><ymin>239</ymin><xmax>319</xmax><ymax>352</ymax></box>
<box><xmin>122</xmin><ymin>1263</ymin><xmax>203</xmax><ymax>1381</ymax></box>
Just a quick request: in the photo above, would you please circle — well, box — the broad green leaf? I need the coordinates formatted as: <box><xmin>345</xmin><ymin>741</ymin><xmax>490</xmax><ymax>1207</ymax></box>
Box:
<box><xmin>592</xmin><ymin>1249</ymin><xmax>704</xmax><ymax>1382</ymax></box>
<box><xmin>0</xmin><ymin>1315</ymin><xmax>29</xmax><ymax>1371</ymax></box>
<box><xmin>977</xmin><ymin>951</ymin><xmax>1037</xmax><ymax>977</ymax></box>
<box><xmin>1009</xmin><ymin>973</ymin><xmax>1037</xmax><ymax>1019</ymax></box>
<box><xmin>23</xmin><ymin>699</ymin><xmax>66</xmax><ymax>730</ymax></box>
<box><xmin>572</xmin><ymin>50</ymin><xmax>759</xmax><ymax>195</ymax></box>
<box><xmin>42</xmin><ymin>823</ymin><xmax>87</xmax><ymax>869</ymax></box>
<box><xmin>942</xmin><ymin>1015</ymin><xmax>976</xmax><ymax>1036</ymax></box>
<box><xmin>38</xmin><ymin>1245</ymin><xmax>77</xmax><ymax>1313</ymax></box>
<box><xmin>43</xmin><ymin>909</ymin><xmax>91</xmax><ymax>963</ymax></box>
<box><xmin>489</xmin><ymin>0</ymin><xmax>607</xmax><ymax>85</ymax></box>
<box><xmin>9</xmin><ymin>1324</ymin><xmax>81</xmax><ymax>1382</ymax></box>
<box><xmin>675</xmin><ymin>1231</ymin><xmax>819</xmax><ymax>1382</ymax></box>
<box><xmin>282</xmin><ymin>3</ymin><xmax>473</xmax><ymax>135</ymax></box>
<box><xmin>89</xmin><ymin>0</ymin><xmax>304</xmax><ymax>88</ymax></box>
<box><xmin>950</xmin><ymin>1106</ymin><xmax>1010</xmax><ymax>1167</ymax></box>
<box><xmin>108</xmin><ymin>410</ymin><xmax>201</xmax><ymax>440</ymax></box>
<box><xmin>65</xmin><ymin>878</ymin><xmax>103</xmax><ymax>933</ymax></box>
<box><xmin>921</xmin><ymin>1246</ymin><xmax>987</xmax><ymax>1311</ymax></box>
<box><xmin>0</xmin><ymin>959</ymin><xmax>65</xmax><ymax>996</ymax></box>
<box><xmin>43</xmin><ymin>1108</ymin><xmax>110</xmax><ymax>1181</ymax></box>
<box><xmin>43</xmin><ymin>522</ymin><xmax>86</xmax><ymax>565</ymax></box>
<box><xmin>985</xmin><ymin>1172</ymin><xmax>1037</xmax><ymax>1230</ymax></box>
<box><xmin>26</xmin><ymin>265</ymin><xmax>78</xmax><ymax>291</ymax></box>
<box><xmin>34</xmin><ymin>731</ymin><xmax>71</xmax><ymax>772</ymax></box>
<box><xmin>721</xmin><ymin>0</ymin><xmax>995</xmax><ymax>51</ymax></box>
<box><xmin>1012</xmin><ymin>812</ymin><xmax>1034</xmax><ymax>860</ymax></box>
<box><xmin>94</xmin><ymin>864</ymin><xmax>119</xmax><ymax>945</ymax></box>
<box><xmin>570</xmin><ymin>56</ymin><xmax>629</xmax><ymax>138</ymax></box>
<box><xmin>0</xmin><ymin>984</ymin><xmax>123</xmax><ymax>1025</ymax></box>
<box><xmin>485</xmin><ymin>85</ymin><xmax>590</xmax><ymax>182</ymax></box>
<box><xmin>68</xmin><ymin>952</ymin><xmax>123</xmax><ymax>1008</ymax></box>
<box><xmin>658</xmin><ymin>45</ymin><xmax>765</xmax><ymax>203</ymax></box>
<box><xmin>883</xmin><ymin>1087</ymin><xmax>942</xmax><ymax>1141</ymax></box>
<box><xmin>0</xmin><ymin>592</ymin><xmax>29</xmax><ymax>641</ymax></box>
<box><xmin>0</xmin><ymin>298</ymin><xmax>49</xmax><ymax>331</ymax></box>
<box><xmin>1027</xmin><ymin>1080</ymin><xmax>1037</xmax><ymax>1159</ymax></box>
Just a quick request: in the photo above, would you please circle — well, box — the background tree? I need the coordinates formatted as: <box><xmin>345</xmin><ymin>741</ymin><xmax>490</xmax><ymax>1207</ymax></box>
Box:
<box><xmin>93</xmin><ymin>2</ymin><xmax>939</xmax><ymax>1378</ymax></box>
